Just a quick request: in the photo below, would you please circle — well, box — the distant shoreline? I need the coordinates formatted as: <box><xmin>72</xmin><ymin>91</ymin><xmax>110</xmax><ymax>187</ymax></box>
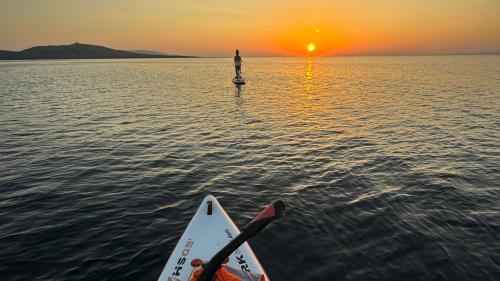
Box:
<box><xmin>1</xmin><ymin>54</ymin><xmax>499</xmax><ymax>61</ymax></box>
<box><xmin>0</xmin><ymin>43</ymin><xmax>197</xmax><ymax>60</ymax></box>
<box><xmin>0</xmin><ymin>56</ymin><xmax>199</xmax><ymax>61</ymax></box>
<box><xmin>0</xmin><ymin>41</ymin><xmax>498</xmax><ymax>60</ymax></box>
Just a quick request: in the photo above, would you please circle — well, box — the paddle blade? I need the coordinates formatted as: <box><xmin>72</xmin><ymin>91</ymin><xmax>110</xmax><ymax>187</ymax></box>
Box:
<box><xmin>244</xmin><ymin>200</ymin><xmax>286</xmax><ymax>237</ymax></box>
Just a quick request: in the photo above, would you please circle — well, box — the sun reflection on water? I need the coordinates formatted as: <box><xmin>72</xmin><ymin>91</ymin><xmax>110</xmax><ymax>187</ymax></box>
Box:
<box><xmin>305</xmin><ymin>58</ymin><xmax>315</xmax><ymax>98</ymax></box>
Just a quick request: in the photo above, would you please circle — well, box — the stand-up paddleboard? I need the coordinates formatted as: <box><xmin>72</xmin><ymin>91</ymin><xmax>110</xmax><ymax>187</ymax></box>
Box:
<box><xmin>232</xmin><ymin>76</ymin><xmax>246</xmax><ymax>85</ymax></box>
<box><xmin>158</xmin><ymin>195</ymin><xmax>284</xmax><ymax>281</ymax></box>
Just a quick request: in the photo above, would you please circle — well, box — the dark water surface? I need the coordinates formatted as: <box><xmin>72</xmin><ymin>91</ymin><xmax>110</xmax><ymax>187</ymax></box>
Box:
<box><xmin>1</xmin><ymin>57</ymin><xmax>499</xmax><ymax>281</ymax></box>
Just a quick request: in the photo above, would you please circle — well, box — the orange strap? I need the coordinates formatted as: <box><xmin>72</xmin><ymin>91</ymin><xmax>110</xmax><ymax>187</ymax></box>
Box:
<box><xmin>189</xmin><ymin>267</ymin><xmax>242</xmax><ymax>281</ymax></box>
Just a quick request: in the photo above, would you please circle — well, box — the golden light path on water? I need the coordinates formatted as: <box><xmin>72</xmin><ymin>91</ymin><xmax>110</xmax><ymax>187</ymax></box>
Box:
<box><xmin>305</xmin><ymin>58</ymin><xmax>314</xmax><ymax>97</ymax></box>
<box><xmin>1</xmin><ymin>56</ymin><xmax>499</xmax><ymax>281</ymax></box>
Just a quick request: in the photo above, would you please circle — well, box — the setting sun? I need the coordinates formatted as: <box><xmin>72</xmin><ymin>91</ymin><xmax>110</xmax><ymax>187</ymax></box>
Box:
<box><xmin>307</xmin><ymin>43</ymin><xmax>316</xmax><ymax>53</ymax></box>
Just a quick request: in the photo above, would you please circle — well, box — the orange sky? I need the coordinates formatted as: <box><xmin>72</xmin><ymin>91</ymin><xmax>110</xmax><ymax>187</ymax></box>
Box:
<box><xmin>1</xmin><ymin>0</ymin><xmax>499</xmax><ymax>56</ymax></box>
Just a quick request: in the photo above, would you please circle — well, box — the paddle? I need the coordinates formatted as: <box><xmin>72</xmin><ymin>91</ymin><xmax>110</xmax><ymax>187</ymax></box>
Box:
<box><xmin>197</xmin><ymin>200</ymin><xmax>286</xmax><ymax>281</ymax></box>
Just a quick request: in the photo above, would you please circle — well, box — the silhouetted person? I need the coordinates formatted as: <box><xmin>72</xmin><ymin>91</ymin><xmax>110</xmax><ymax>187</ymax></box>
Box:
<box><xmin>234</xmin><ymin>49</ymin><xmax>242</xmax><ymax>79</ymax></box>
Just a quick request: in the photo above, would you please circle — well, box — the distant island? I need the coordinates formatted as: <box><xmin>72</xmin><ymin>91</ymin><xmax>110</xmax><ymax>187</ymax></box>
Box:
<box><xmin>0</xmin><ymin>43</ymin><xmax>195</xmax><ymax>60</ymax></box>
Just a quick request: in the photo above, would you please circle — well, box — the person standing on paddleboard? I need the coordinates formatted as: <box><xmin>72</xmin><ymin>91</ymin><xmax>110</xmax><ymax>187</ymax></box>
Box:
<box><xmin>234</xmin><ymin>49</ymin><xmax>242</xmax><ymax>79</ymax></box>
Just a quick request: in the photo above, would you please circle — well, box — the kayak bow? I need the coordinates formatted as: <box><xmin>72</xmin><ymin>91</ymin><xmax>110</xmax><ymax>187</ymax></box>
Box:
<box><xmin>157</xmin><ymin>195</ymin><xmax>285</xmax><ymax>281</ymax></box>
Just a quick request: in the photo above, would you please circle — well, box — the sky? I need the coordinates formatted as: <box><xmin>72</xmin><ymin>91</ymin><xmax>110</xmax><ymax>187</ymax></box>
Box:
<box><xmin>1</xmin><ymin>0</ymin><xmax>499</xmax><ymax>56</ymax></box>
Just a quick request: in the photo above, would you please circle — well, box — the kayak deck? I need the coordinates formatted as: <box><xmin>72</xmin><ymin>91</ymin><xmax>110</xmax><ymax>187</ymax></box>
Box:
<box><xmin>158</xmin><ymin>195</ymin><xmax>268</xmax><ymax>281</ymax></box>
<box><xmin>232</xmin><ymin>77</ymin><xmax>246</xmax><ymax>84</ymax></box>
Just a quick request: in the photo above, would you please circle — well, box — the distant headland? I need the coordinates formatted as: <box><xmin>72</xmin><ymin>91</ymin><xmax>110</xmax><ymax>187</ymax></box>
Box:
<box><xmin>0</xmin><ymin>43</ymin><xmax>196</xmax><ymax>60</ymax></box>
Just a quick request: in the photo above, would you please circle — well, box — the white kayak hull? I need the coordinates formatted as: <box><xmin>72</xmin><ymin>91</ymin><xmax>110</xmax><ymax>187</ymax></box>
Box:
<box><xmin>232</xmin><ymin>77</ymin><xmax>246</xmax><ymax>84</ymax></box>
<box><xmin>158</xmin><ymin>195</ymin><xmax>269</xmax><ymax>281</ymax></box>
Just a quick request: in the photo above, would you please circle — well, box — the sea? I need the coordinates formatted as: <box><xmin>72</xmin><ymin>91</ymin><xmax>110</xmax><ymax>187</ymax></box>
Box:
<box><xmin>1</xmin><ymin>56</ymin><xmax>499</xmax><ymax>281</ymax></box>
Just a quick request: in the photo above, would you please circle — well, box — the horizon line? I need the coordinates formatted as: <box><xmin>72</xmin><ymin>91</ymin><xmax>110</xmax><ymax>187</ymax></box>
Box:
<box><xmin>1</xmin><ymin>42</ymin><xmax>499</xmax><ymax>58</ymax></box>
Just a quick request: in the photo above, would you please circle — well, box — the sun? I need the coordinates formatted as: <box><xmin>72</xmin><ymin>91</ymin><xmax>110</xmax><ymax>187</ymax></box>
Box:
<box><xmin>307</xmin><ymin>43</ymin><xmax>316</xmax><ymax>53</ymax></box>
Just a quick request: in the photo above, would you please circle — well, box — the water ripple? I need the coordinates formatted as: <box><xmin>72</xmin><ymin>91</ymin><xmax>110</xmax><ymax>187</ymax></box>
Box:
<box><xmin>1</xmin><ymin>57</ymin><xmax>499</xmax><ymax>281</ymax></box>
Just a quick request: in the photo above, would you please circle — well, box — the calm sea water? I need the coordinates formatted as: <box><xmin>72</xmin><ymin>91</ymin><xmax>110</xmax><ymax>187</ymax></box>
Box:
<box><xmin>1</xmin><ymin>57</ymin><xmax>499</xmax><ymax>281</ymax></box>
